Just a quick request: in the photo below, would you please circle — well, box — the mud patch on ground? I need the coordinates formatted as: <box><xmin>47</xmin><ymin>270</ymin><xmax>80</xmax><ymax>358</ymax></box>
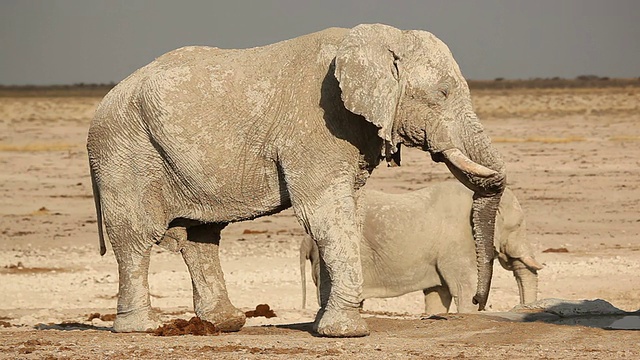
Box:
<box><xmin>152</xmin><ymin>317</ymin><xmax>219</xmax><ymax>336</ymax></box>
<box><xmin>198</xmin><ymin>344</ymin><xmax>341</xmax><ymax>356</ymax></box>
<box><xmin>15</xmin><ymin>339</ymin><xmax>57</xmax><ymax>355</ymax></box>
<box><xmin>86</xmin><ymin>313</ymin><xmax>116</xmax><ymax>322</ymax></box>
<box><xmin>242</xmin><ymin>229</ymin><xmax>268</xmax><ymax>235</ymax></box>
<box><xmin>542</xmin><ymin>247</ymin><xmax>570</xmax><ymax>253</ymax></box>
<box><xmin>245</xmin><ymin>304</ymin><xmax>277</xmax><ymax>318</ymax></box>
<box><xmin>1</xmin><ymin>262</ymin><xmax>69</xmax><ymax>274</ymax></box>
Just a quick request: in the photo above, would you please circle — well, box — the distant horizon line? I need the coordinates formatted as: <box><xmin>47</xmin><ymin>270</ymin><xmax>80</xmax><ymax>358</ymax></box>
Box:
<box><xmin>1</xmin><ymin>75</ymin><xmax>639</xmax><ymax>90</ymax></box>
<box><xmin>1</xmin><ymin>75</ymin><xmax>638</xmax><ymax>88</ymax></box>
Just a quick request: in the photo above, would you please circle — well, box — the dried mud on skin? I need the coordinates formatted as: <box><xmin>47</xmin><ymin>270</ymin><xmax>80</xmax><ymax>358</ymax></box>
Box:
<box><xmin>152</xmin><ymin>317</ymin><xmax>220</xmax><ymax>336</ymax></box>
<box><xmin>245</xmin><ymin>304</ymin><xmax>277</xmax><ymax>318</ymax></box>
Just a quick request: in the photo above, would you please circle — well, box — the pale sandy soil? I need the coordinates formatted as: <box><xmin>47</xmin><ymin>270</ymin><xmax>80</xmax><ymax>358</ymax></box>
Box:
<box><xmin>0</xmin><ymin>87</ymin><xmax>639</xmax><ymax>358</ymax></box>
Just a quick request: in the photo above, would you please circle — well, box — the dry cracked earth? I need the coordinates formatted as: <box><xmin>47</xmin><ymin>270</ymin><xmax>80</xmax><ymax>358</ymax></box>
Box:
<box><xmin>0</xmin><ymin>85</ymin><xmax>639</xmax><ymax>358</ymax></box>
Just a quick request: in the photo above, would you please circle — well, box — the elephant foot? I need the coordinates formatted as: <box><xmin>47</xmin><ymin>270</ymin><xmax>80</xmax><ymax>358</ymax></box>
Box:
<box><xmin>313</xmin><ymin>308</ymin><xmax>369</xmax><ymax>337</ymax></box>
<box><xmin>113</xmin><ymin>308</ymin><xmax>161</xmax><ymax>333</ymax></box>
<box><xmin>198</xmin><ymin>303</ymin><xmax>246</xmax><ymax>332</ymax></box>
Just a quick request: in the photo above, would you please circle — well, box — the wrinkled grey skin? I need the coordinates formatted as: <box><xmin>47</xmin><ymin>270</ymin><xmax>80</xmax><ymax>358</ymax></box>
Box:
<box><xmin>301</xmin><ymin>182</ymin><xmax>542</xmax><ymax>313</ymax></box>
<box><xmin>87</xmin><ymin>24</ymin><xmax>506</xmax><ymax>337</ymax></box>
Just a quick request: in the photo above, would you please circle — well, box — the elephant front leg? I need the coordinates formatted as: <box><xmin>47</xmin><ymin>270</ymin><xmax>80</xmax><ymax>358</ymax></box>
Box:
<box><xmin>298</xmin><ymin>189</ymin><xmax>369</xmax><ymax>337</ymax></box>
<box><xmin>180</xmin><ymin>224</ymin><xmax>246</xmax><ymax>332</ymax></box>
<box><xmin>112</xmin><ymin>242</ymin><xmax>161</xmax><ymax>332</ymax></box>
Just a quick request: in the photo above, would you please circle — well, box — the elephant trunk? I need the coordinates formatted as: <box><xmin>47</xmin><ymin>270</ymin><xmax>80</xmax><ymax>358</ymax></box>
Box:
<box><xmin>470</xmin><ymin>193</ymin><xmax>502</xmax><ymax>310</ymax></box>
<box><xmin>512</xmin><ymin>258</ymin><xmax>539</xmax><ymax>304</ymax></box>
<box><xmin>436</xmin><ymin>114</ymin><xmax>507</xmax><ymax>310</ymax></box>
<box><xmin>436</xmin><ymin>126</ymin><xmax>506</xmax><ymax>310</ymax></box>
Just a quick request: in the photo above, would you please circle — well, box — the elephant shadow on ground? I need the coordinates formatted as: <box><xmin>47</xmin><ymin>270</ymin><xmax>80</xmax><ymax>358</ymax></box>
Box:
<box><xmin>237</xmin><ymin>322</ymin><xmax>317</xmax><ymax>337</ymax></box>
<box><xmin>34</xmin><ymin>322</ymin><xmax>113</xmax><ymax>332</ymax></box>
<box><xmin>274</xmin><ymin>322</ymin><xmax>315</xmax><ymax>334</ymax></box>
<box><xmin>505</xmin><ymin>298</ymin><xmax>640</xmax><ymax>330</ymax></box>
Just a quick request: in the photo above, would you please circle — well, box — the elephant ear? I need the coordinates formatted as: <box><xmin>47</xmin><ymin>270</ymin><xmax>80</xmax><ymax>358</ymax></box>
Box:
<box><xmin>498</xmin><ymin>189</ymin><xmax>533</xmax><ymax>259</ymax></box>
<box><xmin>334</xmin><ymin>24</ymin><xmax>403</xmax><ymax>154</ymax></box>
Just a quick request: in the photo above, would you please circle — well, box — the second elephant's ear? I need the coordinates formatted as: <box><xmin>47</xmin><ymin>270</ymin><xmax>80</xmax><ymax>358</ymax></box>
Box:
<box><xmin>334</xmin><ymin>24</ymin><xmax>403</xmax><ymax>148</ymax></box>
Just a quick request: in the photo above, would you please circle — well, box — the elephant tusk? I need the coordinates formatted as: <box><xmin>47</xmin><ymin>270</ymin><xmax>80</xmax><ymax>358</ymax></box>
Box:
<box><xmin>520</xmin><ymin>256</ymin><xmax>544</xmax><ymax>271</ymax></box>
<box><xmin>442</xmin><ymin>148</ymin><xmax>498</xmax><ymax>178</ymax></box>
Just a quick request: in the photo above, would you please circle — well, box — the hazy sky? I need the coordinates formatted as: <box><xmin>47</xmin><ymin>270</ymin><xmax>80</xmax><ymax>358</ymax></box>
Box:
<box><xmin>1</xmin><ymin>0</ymin><xmax>638</xmax><ymax>85</ymax></box>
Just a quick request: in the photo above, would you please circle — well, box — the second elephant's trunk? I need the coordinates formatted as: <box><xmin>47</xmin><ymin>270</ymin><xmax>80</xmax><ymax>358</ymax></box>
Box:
<box><xmin>512</xmin><ymin>258</ymin><xmax>539</xmax><ymax>304</ymax></box>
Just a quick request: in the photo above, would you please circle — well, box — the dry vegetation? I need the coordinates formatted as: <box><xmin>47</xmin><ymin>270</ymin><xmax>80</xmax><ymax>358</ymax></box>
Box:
<box><xmin>0</xmin><ymin>83</ymin><xmax>115</xmax><ymax>97</ymax></box>
<box><xmin>469</xmin><ymin>76</ymin><xmax>640</xmax><ymax>89</ymax></box>
<box><xmin>1</xmin><ymin>77</ymin><xmax>639</xmax><ymax>98</ymax></box>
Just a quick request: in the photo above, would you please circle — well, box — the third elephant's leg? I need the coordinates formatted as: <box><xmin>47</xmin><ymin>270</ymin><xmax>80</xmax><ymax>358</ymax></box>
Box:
<box><xmin>423</xmin><ymin>286</ymin><xmax>452</xmax><ymax>315</ymax></box>
<box><xmin>180</xmin><ymin>223</ymin><xmax>246</xmax><ymax>332</ymax></box>
<box><xmin>292</xmin><ymin>184</ymin><xmax>369</xmax><ymax>337</ymax></box>
<box><xmin>441</xmin><ymin>271</ymin><xmax>477</xmax><ymax>313</ymax></box>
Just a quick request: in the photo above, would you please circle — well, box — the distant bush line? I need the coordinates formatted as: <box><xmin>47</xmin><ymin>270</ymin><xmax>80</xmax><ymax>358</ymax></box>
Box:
<box><xmin>0</xmin><ymin>83</ymin><xmax>115</xmax><ymax>97</ymax></box>
<box><xmin>469</xmin><ymin>76</ymin><xmax>640</xmax><ymax>90</ymax></box>
<box><xmin>1</xmin><ymin>77</ymin><xmax>639</xmax><ymax>97</ymax></box>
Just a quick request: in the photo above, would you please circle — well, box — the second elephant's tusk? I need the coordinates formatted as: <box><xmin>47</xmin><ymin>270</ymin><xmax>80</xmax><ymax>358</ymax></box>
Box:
<box><xmin>521</xmin><ymin>256</ymin><xmax>544</xmax><ymax>270</ymax></box>
<box><xmin>443</xmin><ymin>148</ymin><xmax>498</xmax><ymax>178</ymax></box>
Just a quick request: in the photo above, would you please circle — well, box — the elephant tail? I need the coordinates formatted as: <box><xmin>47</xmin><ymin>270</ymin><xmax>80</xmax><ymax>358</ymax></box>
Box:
<box><xmin>300</xmin><ymin>240</ymin><xmax>307</xmax><ymax>309</ymax></box>
<box><xmin>90</xmin><ymin>166</ymin><xmax>107</xmax><ymax>256</ymax></box>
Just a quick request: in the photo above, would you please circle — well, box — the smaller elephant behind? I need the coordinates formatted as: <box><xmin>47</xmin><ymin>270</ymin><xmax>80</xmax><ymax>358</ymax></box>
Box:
<box><xmin>300</xmin><ymin>182</ymin><xmax>543</xmax><ymax>314</ymax></box>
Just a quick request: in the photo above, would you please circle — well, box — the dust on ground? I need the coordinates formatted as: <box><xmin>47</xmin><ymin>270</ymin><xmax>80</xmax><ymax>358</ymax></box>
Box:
<box><xmin>0</xmin><ymin>86</ymin><xmax>639</xmax><ymax>358</ymax></box>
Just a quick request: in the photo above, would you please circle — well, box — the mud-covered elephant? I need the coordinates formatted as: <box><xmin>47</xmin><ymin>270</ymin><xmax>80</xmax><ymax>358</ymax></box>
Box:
<box><xmin>87</xmin><ymin>24</ymin><xmax>506</xmax><ymax>337</ymax></box>
<box><xmin>300</xmin><ymin>182</ymin><xmax>542</xmax><ymax>313</ymax></box>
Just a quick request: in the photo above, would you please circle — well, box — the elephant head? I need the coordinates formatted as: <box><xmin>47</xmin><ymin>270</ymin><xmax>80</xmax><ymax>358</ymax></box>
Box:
<box><xmin>495</xmin><ymin>189</ymin><xmax>543</xmax><ymax>305</ymax></box>
<box><xmin>334</xmin><ymin>24</ymin><xmax>507</xmax><ymax>309</ymax></box>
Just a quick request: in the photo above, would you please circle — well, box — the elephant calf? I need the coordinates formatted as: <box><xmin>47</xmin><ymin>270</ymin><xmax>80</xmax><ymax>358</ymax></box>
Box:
<box><xmin>300</xmin><ymin>182</ymin><xmax>543</xmax><ymax>314</ymax></box>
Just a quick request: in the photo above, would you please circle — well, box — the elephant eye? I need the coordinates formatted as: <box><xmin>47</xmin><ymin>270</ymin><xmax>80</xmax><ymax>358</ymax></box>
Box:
<box><xmin>426</xmin><ymin>86</ymin><xmax>448</xmax><ymax>107</ymax></box>
<box><xmin>437</xmin><ymin>85</ymin><xmax>449</xmax><ymax>100</ymax></box>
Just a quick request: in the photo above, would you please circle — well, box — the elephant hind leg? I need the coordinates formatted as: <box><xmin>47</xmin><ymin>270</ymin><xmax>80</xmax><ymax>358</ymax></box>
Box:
<box><xmin>108</xmin><ymin>226</ymin><xmax>162</xmax><ymax>332</ymax></box>
<box><xmin>180</xmin><ymin>223</ymin><xmax>246</xmax><ymax>332</ymax></box>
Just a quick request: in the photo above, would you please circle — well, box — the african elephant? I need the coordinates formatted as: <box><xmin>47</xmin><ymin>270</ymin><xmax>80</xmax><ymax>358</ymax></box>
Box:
<box><xmin>300</xmin><ymin>182</ymin><xmax>542</xmax><ymax>313</ymax></box>
<box><xmin>87</xmin><ymin>24</ymin><xmax>506</xmax><ymax>337</ymax></box>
